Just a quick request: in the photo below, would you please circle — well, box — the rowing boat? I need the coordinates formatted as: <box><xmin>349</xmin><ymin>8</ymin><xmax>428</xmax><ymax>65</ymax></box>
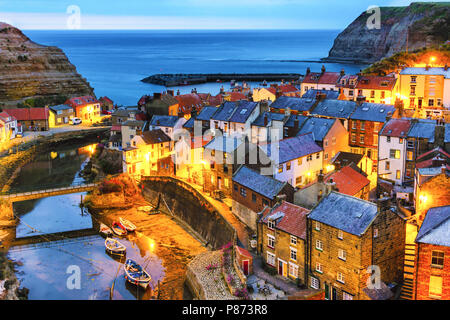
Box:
<box><xmin>119</xmin><ymin>217</ymin><xmax>137</xmax><ymax>232</ymax></box>
<box><xmin>105</xmin><ymin>238</ymin><xmax>126</xmax><ymax>256</ymax></box>
<box><xmin>112</xmin><ymin>221</ymin><xmax>127</xmax><ymax>236</ymax></box>
<box><xmin>99</xmin><ymin>223</ymin><xmax>113</xmax><ymax>237</ymax></box>
<box><xmin>123</xmin><ymin>259</ymin><xmax>151</xmax><ymax>289</ymax></box>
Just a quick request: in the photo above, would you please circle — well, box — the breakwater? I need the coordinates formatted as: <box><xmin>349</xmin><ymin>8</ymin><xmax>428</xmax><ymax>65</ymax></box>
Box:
<box><xmin>141</xmin><ymin>73</ymin><xmax>303</xmax><ymax>87</ymax></box>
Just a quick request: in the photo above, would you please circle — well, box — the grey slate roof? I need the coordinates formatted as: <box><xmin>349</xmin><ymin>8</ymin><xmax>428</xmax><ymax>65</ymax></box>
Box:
<box><xmin>204</xmin><ymin>135</ymin><xmax>244</xmax><ymax>153</ymax></box>
<box><xmin>183</xmin><ymin>117</ymin><xmax>195</xmax><ymax>129</ymax></box>
<box><xmin>350</xmin><ymin>102</ymin><xmax>395</xmax><ymax>122</ymax></box>
<box><xmin>310</xmin><ymin>99</ymin><xmax>358</xmax><ymax>119</ymax></box>
<box><xmin>150</xmin><ymin>115</ymin><xmax>180</xmax><ymax>127</ymax></box>
<box><xmin>266</xmin><ymin>133</ymin><xmax>322</xmax><ymax>164</ymax></box>
<box><xmin>232</xmin><ymin>166</ymin><xmax>286</xmax><ymax>199</ymax></box>
<box><xmin>229</xmin><ymin>101</ymin><xmax>258</xmax><ymax>123</ymax></box>
<box><xmin>416</xmin><ymin>205</ymin><xmax>450</xmax><ymax>247</ymax></box>
<box><xmin>308</xmin><ymin>191</ymin><xmax>379</xmax><ymax>236</ymax></box>
<box><xmin>49</xmin><ymin>104</ymin><xmax>73</xmax><ymax>112</ymax></box>
<box><xmin>302</xmin><ymin>89</ymin><xmax>339</xmax><ymax>100</ymax></box>
<box><xmin>212</xmin><ymin>101</ymin><xmax>238</xmax><ymax>121</ymax></box>
<box><xmin>196</xmin><ymin>106</ymin><xmax>218</xmax><ymax>121</ymax></box>
<box><xmin>407</xmin><ymin>119</ymin><xmax>437</xmax><ymax>143</ymax></box>
<box><xmin>284</xmin><ymin>114</ymin><xmax>309</xmax><ymax>128</ymax></box>
<box><xmin>252</xmin><ymin>112</ymin><xmax>286</xmax><ymax>127</ymax></box>
<box><xmin>270</xmin><ymin>96</ymin><xmax>316</xmax><ymax>112</ymax></box>
<box><xmin>331</xmin><ymin>151</ymin><xmax>364</xmax><ymax>167</ymax></box>
<box><xmin>296</xmin><ymin>117</ymin><xmax>336</xmax><ymax>142</ymax></box>
<box><xmin>122</xmin><ymin>120</ymin><xmax>146</xmax><ymax>127</ymax></box>
<box><xmin>140</xmin><ymin>129</ymin><xmax>171</xmax><ymax>144</ymax></box>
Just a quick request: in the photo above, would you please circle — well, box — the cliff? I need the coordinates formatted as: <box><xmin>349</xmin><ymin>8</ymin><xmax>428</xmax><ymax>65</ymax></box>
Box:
<box><xmin>324</xmin><ymin>2</ymin><xmax>450</xmax><ymax>64</ymax></box>
<box><xmin>0</xmin><ymin>22</ymin><xmax>94</xmax><ymax>106</ymax></box>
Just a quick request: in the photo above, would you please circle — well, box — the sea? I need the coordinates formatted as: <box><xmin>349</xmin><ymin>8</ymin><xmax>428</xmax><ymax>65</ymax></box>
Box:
<box><xmin>22</xmin><ymin>29</ymin><xmax>367</xmax><ymax>106</ymax></box>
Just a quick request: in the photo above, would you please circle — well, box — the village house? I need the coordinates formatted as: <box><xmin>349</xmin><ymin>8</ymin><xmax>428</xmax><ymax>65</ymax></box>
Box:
<box><xmin>331</xmin><ymin>151</ymin><xmax>373</xmax><ymax>178</ymax></box>
<box><xmin>232</xmin><ymin>165</ymin><xmax>294</xmax><ymax>230</ymax></box>
<box><xmin>258</xmin><ymin>201</ymin><xmax>310</xmax><ymax>284</ymax></box>
<box><xmin>140</xmin><ymin>92</ymin><xmax>179</xmax><ymax>116</ymax></box>
<box><xmin>252</xmin><ymin>84</ymin><xmax>301</xmax><ymax>102</ymax></box>
<box><xmin>193</xmin><ymin>106</ymin><xmax>218</xmax><ymax>134</ymax></box>
<box><xmin>294</xmin><ymin>165</ymin><xmax>370</xmax><ymax>209</ymax></box>
<box><xmin>65</xmin><ymin>96</ymin><xmax>101</xmax><ymax>124</ymax></box>
<box><xmin>172</xmin><ymin>93</ymin><xmax>204</xmax><ymax>118</ymax></box>
<box><xmin>413</xmin><ymin>205</ymin><xmax>450</xmax><ymax>300</ymax></box>
<box><xmin>283</xmin><ymin>114</ymin><xmax>309</xmax><ymax>138</ymax></box>
<box><xmin>122</xmin><ymin>129</ymin><xmax>173</xmax><ymax>178</ymax></box>
<box><xmin>296</xmin><ymin>116</ymin><xmax>349</xmax><ymax>167</ymax></box>
<box><xmin>121</xmin><ymin>120</ymin><xmax>147</xmax><ymax>149</ymax></box>
<box><xmin>111</xmin><ymin>108</ymin><xmax>137</xmax><ymax>125</ymax></box>
<box><xmin>149</xmin><ymin>115</ymin><xmax>187</xmax><ymax>140</ymax></box>
<box><xmin>99</xmin><ymin>96</ymin><xmax>114</xmax><ymax>112</ymax></box>
<box><xmin>300</xmin><ymin>68</ymin><xmax>341</xmax><ymax>95</ymax></box>
<box><xmin>5</xmin><ymin>107</ymin><xmax>49</xmax><ymax>131</ymax></box>
<box><xmin>302</xmin><ymin>89</ymin><xmax>339</xmax><ymax>100</ymax></box>
<box><xmin>209</xmin><ymin>101</ymin><xmax>260</xmax><ymax>137</ymax></box>
<box><xmin>265</xmin><ymin>133</ymin><xmax>323</xmax><ymax>188</ymax></box>
<box><xmin>223</xmin><ymin>91</ymin><xmax>248</xmax><ymax>102</ymax></box>
<box><xmin>309</xmin><ymin>99</ymin><xmax>358</xmax><ymax>130</ymax></box>
<box><xmin>378</xmin><ymin>118</ymin><xmax>413</xmax><ymax>185</ymax></box>
<box><xmin>250</xmin><ymin>112</ymin><xmax>286</xmax><ymax>144</ymax></box>
<box><xmin>48</xmin><ymin>104</ymin><xmax>74</xmax><ymax>127</ymax></box>
<box><xmin>348</xmin><ymin>102</ymin><xmax>396</xmax><ymax>170</ymax></box>
<box><xmin>307</xmin><ymin>192</ymin><xmax>406</xmax><ymax>300</ymax></box>
<box><xmin>338</xmin><ymin>75</ymin><xmax>398</xmax><ymax>104</ymax></box>
<box><xmin>398</xmin><ymin>67</ymin><xmax>450</xmax><ymax>114</ymax></box>
<box><xmin>0</xmin><ymin>111</ymin><xmax>18</xmax><ymax>141</ymax></box>
<box><xmin>269</xmin><ymin>96</ymin><xmax>316</xmax><ymax>116</ymax></box>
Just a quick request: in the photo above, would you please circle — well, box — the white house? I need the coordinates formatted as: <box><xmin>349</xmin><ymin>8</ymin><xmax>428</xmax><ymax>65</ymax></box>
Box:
<box><xmin>264</xmin><ymin>133</ymin><xmax>323</xmax><ymax>187</ymax></box>
<box><xmin>149</xmin><ymin>115</ymin><xmax>187</xmax><ymax>140</ymax></box>
<box><xmin>210</xmin><ymin>101</ymin><xmax>260</xmax><ymax>138</ymax></box>
<box><xmin>378</xmin><ymin>118</ymin><xmax>413</xmax><ymax>185</ymax></box>
<box><xmin>0</xmin><ymin>111</ymin><xmax>18</xmax><ymax>142</ymax></box>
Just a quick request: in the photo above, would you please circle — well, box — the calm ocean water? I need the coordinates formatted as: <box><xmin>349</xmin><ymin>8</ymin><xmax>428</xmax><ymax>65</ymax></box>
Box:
<box><xmin>23</xmin><ymin>30</ymin><xmax>367</xmax><ymax>106</ymax></box>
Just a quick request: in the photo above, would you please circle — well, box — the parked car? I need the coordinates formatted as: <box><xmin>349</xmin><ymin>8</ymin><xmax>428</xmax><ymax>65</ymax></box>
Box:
<box><xmin>102</xmin><ymin>110</ymin><xmax>112</xmax><ymax>115</ymax></box>
<box><xmin>71</xmin><ymin>117</ymin><xmax>82</xmax><ymax>125</ymax></box>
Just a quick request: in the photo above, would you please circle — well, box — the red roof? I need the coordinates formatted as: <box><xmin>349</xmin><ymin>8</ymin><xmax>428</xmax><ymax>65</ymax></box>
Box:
<box><xmin>175</xmin><ymin>93</ymin><xmax>203</xmax><ymax>108</ymax></box>
<box><xmin>207</xmin><ymin>94</ymin><xmax>223</xmax><ymax>106</ymax></box>
<box><xmin>416</xmin><ymin>147</ymin><xmax>450</xmax><ymax>162</ymax></box>
<box><xmin>356</xmin><ymin>75</ymin><xmax>397</xmax><ymax>91</ymax></box>
<box><xmin>262</xmin><ymin>201</ymin><xmax>310</xmax><ymax>239</ymax></box>
<box><xmin>99</xmin><ymin>96</ymin><xmax>114</xmax><ymax>104</ymax></box>
<box><xmin>226</xmin><ymin>92</ymin><xmax>248</xmax><ymax>101</ymax></box>
<box><xmin>325</xmin><ymin>166</ymin><xmax>370</xmax><ymax>196</ymax></box>
<box><xmin>4</xmin><ymin>108</ymin><xmax>49</xmax><ymax>121</ymax></box>
<box><xmin>135</xmin><ymin>112</ymin><xmax>148</xmax><ymax>121</ymax></box>
<box><xmin>65</xmin><ymin>96</ymin><xmax>98</xmax><ymax>108</ymax></box>
<box><xmin>235</xmin><ymin>246</ymin><xmax>252</xmax><ymax>259</ymax></box>
<box><xmin>0</xmin><ymin>111</ymin><xmax>16</xmax><ymax>122</ymax></box>
<box><xmin>379</xmin><ymin>119</ymin><xmax>411</xmax><ymax>137</ymax></box>
<box><xmin>303</xmin><ymin>72</ymin><xmax>341</xmax><ymax>85</ymax></box>
<box><xmin>266</xmin><ymin>84</ymin><xmax>300</xmax><ymax>95</ymax></box>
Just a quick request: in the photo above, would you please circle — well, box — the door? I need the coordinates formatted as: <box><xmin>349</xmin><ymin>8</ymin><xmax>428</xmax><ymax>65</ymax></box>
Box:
<box><xmin>278</xmin><ymin>261</ymin><xmax>283</xmax><ymax>275</ymax></box>
<box><xmin>332</xmin><ymin>287</ymin><xmax>337</xmax><ymax>300</ymax></box>
<box><xmin>217</xmin><ymin>177</ymin><xmax>222</xmax><ymax>190</ymax></box>
<box><xmin>243</xmin><ymin>260</ymin><xmax>249</xmax><ymax>276</ymax></box>
<box><xmin>324</xmin><ymin>283</ymin><xmax>330</xmax><ymax>300</ymax></box>
<box><xmin>418</xmin><ymin>98</ymin><xmax>422</xmax><ymax>108</ymax></box>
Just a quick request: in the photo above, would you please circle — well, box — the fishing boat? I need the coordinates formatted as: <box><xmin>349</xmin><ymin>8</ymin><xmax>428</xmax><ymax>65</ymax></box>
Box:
<box><xmin>105</xmin><ymin>238</ymin><xmax>126</xmax><ymax>256</ymax></box>
<box><xmin>119</xmin><ymin>217</ymin><xmax>137</xmax><ymax>232</ymax></box>
<box><xmin>124</xmin><ymin>259</ymin><xmax>152</xmax><ymax>289</ymax></box>
<box><xmin>112</xmin><ymin>221</ymin><xmax>127</xmax><ymax>236</ymax></box>
<box><xmin>99</xmin><ymin>223</ymin><xmax>113</xmax><ymax>237</ymax></box>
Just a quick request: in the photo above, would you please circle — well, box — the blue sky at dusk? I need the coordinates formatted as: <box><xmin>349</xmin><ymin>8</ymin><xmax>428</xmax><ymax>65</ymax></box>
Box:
<box><xmin>0</xmin><ymin>0</ymin><xmax>447</xmax><ymax>29</ymax></box>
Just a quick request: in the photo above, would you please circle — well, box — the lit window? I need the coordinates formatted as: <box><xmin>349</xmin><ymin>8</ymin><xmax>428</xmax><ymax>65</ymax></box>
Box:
<box><xmin>278</xmin><ymin>164</ymin><xmax>283</xmax><ymax>173</ymax></box>
<box><xmin>286</xmin><ymin>162</ymin><xmax>291</xmax><ymax>171</ymax></box>
<box><xmin>396</xmin><ymin>170</ymin><xmax>401</xmax><ymax>180</ymax></box>
<box><xmin>298</xmin><ymin>158</ymin><xmax>303</xmax><ymax>166</ymax></box>
<box><xmin>429</xmin><ymin>276</ymin><xmax>443</xmax><ymax>298</ymax></box>
<box><xmin>385</xmin><ymin>161</ymin><xmax>390</xmax><ymax>170</ymax></box>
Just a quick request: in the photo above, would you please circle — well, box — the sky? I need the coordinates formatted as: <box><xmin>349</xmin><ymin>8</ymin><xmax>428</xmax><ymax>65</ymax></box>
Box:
<box><xmin>0</xmin><ymin>0</ymin><xmax>447</xmax><ymax>30</ymax></box>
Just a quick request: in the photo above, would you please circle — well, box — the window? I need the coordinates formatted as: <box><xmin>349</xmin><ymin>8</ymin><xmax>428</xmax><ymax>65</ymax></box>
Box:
<box><xmin>351</xmin><ymin>134</ymin><xmax>356</xmax><ymax>143</ymax></box>
<box><xmin>290</xmin><ymin>236</ymin><xmax>297</xmax><ymax>246</ymax></box>
<box><xmin>386</xmin><ymin>136</ymin><xmax>391</xmax><ymax>143</ymax></box>
<box><xmin>338</xmin><ymin>249</ymin><xmax>347</xmax><ymax>261</ymax></box>
<box><xmin>385</xmin><ymin>161</ymin><xmax>390</xmax><ymax>171</ymax></box>
<box><xmin>428</xmin><ymin>99</ymin><xmax>435</xmax><ymax>107</ymax></box>
<box><xmin>316</xmin><ymin>262</ymin><xmax>323</xmax><ymax>274</ymax></box>
<box><xmin>316</xmin><ymin>240</ymin><xmax>323</xmax><ymax>251</ymax></box>
<box><xmin>410</xmin><ymin>85</ymin><xmax>416</xmax><ymax>96</ymax></box>
<box><xmin>429</xmin><ymin>276</ymin><xmax>443</xmax><ymax>298</ymax></box>
<box><xmin>316</xmin><ymin>153</ymin><xmax>320</xmax><ymax>159</ymax></box>
<box><xmin>337</xmin><ymin>272</ymin><xmax>345</xmax><ymax>284</ymax></box>
<box><xmin>431</xmin><ymin>251</ymin><xmax>444</xmax><ymax>268</ymax></box>
<box><xmin>315</xmin><ymin>221</ymin><xmax>321</xmax><ymax>231</ymax></box>
<box><xmin>399</xmin><ymin>138</ymin><xmax>403</xmax><ymax>144</ymax></box>
<box><xmin>324</xmin><ymin>153</ymin><xmax>328</xmax><ymax>160</ymax></box>
<box><xmin>390</xmin><ymin>149</ymin><xmax>400</xmax><ymax>159</ymax></box>
<box><xmin>267</xmin><ymin>235</ymin><xmax>275</xmax><ymax>248</ymax></box>
<box><xmin>338</xmin><ymin>230</ymin><xmax>343</xmax><ymax>240</ymax></box>
<box><xmin>374</xmin><ymin>228</ymin><xmax>379</xmax><ymax>238</ymax></box>
<box><xmin>307</xmin><ymin>155</ymin><xmax>312</xmax><ymax>162</ymax></box>
<box><xmin>233</xmin><ymin>184</ymin><xmax>238</xmax><ymax>191</ymax></box>
<box><xmin>289</xmin><ymin>263</ymin><xmax>298</xmax><ymax>278</ymax></box>
<box><xmin>240</xmin><ymin>187</ymin><xmax>247</xmax><ymax>197</ymax></box>
<box><xmin>349</xmin><ymin>90</ymin><xmax>354</xmax><ymax>97</ymax></box>
<box><xmin>396</xmin><ymin>170</ymin><xmax>401</xmax><ymax>180</ymax></box>
<box><xmin>324</xmin><ymin>139</ymin><xmax>329</xmax><ymax>147</ymax></box>
<box><xmin>410</xmin><ymin>76</ymin><xmax>417</xmax><ymax>83</ymax></box>
<box><xmin>297</xmin><ymin>158</ymin><xmax>302</xmax><ymax>166</ymax></box>
<box><xmin>267</xmin><ymin>252</ymin><xmax>276</xmax><ymax>266</ymax></box>
<box><xmin>296</xmin><ymin>176</ymin><xmax>302</xmax><ymax>186</ymax></box>
<box><xmin>343</xmin><ymin>292</ymin><xmax>353</xmax><ymax>300</ymax></box>
<box><xmin>290</xmin><ymin>248</ymin><xmax>297</xmax><ymax>262</ymax></box>
<box><xmin>262</xmin><ymin>199</ymin><xmax>269</xmax><ymax>206</ymax></box>
<box><xmin>352</xmin><ymin>121</ymin><xmax>357</xmax><ymax>130</ymax></box>
<box><xmin>278</xmin><ymin>164</ymin><xmax>283</xmax><ymax>173</ymax></box>
<box><xmin>268</xmin><ymin>220</ymin><xmax>275</xmax><ymax>230</ymax></box>
<box><xmin>332</xmin><ymin>137</ymin><xmax>336</xmax><ymax>145</ymax></box>
<box><xmin>374</xmin><ymin>134</ymin><xmax>378</xmax><ymax>146</ymax></box>
<box><xmin>360</xmin><ymin>121</ymin><xmax>365</xmax><ymax>131</ymax></box>
<box><xmin>360</xmin><ymin>135</ymin><xmax>365</xmax><ymax>144</ymax></box>
<box><xmin>286</xmin><ymin>162</ymin><xmax>291</xmax><ymax>171</ymax></box>
<box><xmin>310</xmin><ymin>277</ymin><xmax>319</xmax><ymax>289</ymax></box>
<box><xmin>224</xmin><ymin>178</ymin><xmax>229</xmax><ymax>188</ymax></box>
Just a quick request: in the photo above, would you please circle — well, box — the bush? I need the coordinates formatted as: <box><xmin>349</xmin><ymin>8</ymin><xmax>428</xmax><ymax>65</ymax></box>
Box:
<box><xmin>234</xmin><ymin>287</ymin><xmax>250</xmax><ymax>300</ymax></box>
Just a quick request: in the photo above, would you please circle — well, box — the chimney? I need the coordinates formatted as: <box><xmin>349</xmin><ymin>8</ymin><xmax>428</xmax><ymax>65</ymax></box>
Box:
<box><xmin>154</xmin><ymin>92</ymin><xmax>162</xmax><ymax>100</ymax></box>
<box><xmin>334</xmin><ymin>160</ymin><xmax>341</xmax><ymax>171</ymax></box>
<box><xmin>317</xmin><ymin>173</ymin><xmax>324</xmax><ymax>183</ymax></box>
<box><xmin>325</xmin><ymin>178</ymin><xmax>337</xmax><ymax>195</ymax></box>
<box><xmin>156</xmin><ymin>119</ymin><xmax>160</xmax><ymax>126</ymax></box>
<box><xmin>356</xmin><ymin>95</ymin><xmax>366</xmax><ymax>104</ymax></box>
<box><xmin>167</xmin><ymin>90</ymin><xmax>174</xmax><ymax>96</ymax></box>
<box><xmin>306</xmin><ymin>67</ymin><xmax>311</xmax><ymax>75</ymax></box>
<box><xmin>321</xmin><ymin>65</ymin><xmax>326</xmax><ymax>74</ymax></box>
<box><xmin>441</xmin><ymin>164</ymin><xmax>447</xmax><ymax>174</ymax></box>
<box><xmin>191</xmin><ymin>106</ymin><xmax>198</xmax><ymax>119</ymax></box>
<box><xmin>340</xmin><ymin>69</ymin><xmax>345</xmax><ymax>77</ymax></box>
<box><xmin>434</xmin><ymin>121</ymin><xmax>445</xmax><ymax>148</ymax></box>
<box><xmin>445</xmin><ymin>64</ymin><xmax>449</xmax><ymax>71</ymax></box>
<box><xmin>316</xmin><ymin>92</ymin><xmax>327</xmax><ymax>101</ymax></box>
<box><xmin>276</xmin><ymin>194</ymin><xmax>287</xmax><ymax>203</ymax></box>
<box><xmin>275</xmin><ymin>87</ymin><xmax>283</xmax><ymax>99</ymax></box>
<box><xmin>177</xmin><ymin>89</ymin><xmax>181</xmax><ymax>96</ymax></box>
<box><xmin>377</xmin><ymin>193</ymin><xmax>391</xmax><ymax>211</ymax></box>
<box><xmin>264</xmin><ymin>114</ymin><xmax>268</xmax><ymax>127</ymax></box>
<box><xmin>425</xmin><ymin>64</ymin><xmax>430</xmax><ymax>71</ymax></box>
<box><xmin>394</xmin><ymin>98</ymin><xmax>404</xmax><ymax>118</ymax></box>
<box><xmin>293</xmin><ymin>118</ymin><xmax>300</xmax><ymax>132</ymax></box>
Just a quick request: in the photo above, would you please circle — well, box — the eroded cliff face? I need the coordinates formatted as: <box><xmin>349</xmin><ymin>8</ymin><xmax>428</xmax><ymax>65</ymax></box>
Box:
<box><xmin>0</xmin><ymin>22</ymin><xmax>94</xmax><ymax>106</ymax></box>
<box><xmin>324</xmin><ymin>2</ymin><xmax>450</xmax><ymax>64</ymax></box>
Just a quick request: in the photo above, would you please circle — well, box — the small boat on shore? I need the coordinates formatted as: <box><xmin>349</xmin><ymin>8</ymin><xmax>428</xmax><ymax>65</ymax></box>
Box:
<box><xmin>124</xmin><ymin>259</ymin><xmax>152</xmax><ymax>289</ymax></box>
<box><xmin>119</xmin><ymin>217</ymin><xmax>137</xmax><ymax>232</ymax></box>
<box><xmin>138</xmin><ymin>206</ymin><xmax>153</xmax><ymax>213</ymax></box>
<box><xmin>105</xmin><ymin>238</ymin><xmax>126</xmax><ymax>256</ymax></box>
<box><xmin>112</xmin><ymin>221</ymin><xmax>127</xmax><ymax>236</ymax></box>
<box><xmin>99</xmin><ymin>223</ymin><xmax>113</xmax><ymax>237</ymax></box>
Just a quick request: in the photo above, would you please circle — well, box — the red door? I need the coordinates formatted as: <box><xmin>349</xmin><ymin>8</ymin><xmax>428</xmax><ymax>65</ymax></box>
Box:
<box><xmin>278</xmin><ymin>261</ymin><xmax>283</xmax><ymax>275</ymax></box>
<box><xmin>243</xmin><ymin>260</ymin><xmax>249</xmax><ymax>276</ymax></box>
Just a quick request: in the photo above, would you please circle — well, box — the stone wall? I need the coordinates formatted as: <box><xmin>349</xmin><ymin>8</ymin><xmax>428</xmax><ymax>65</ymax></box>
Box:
<box><xmin>231</xmin><ymin>200</ymin><xmax>258</xmax><ymax>231</ymax></box>
<box><xmin>141</xmin><ymin>176</ymin><xmax>236</xmax><ymax>250</ymax></box>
